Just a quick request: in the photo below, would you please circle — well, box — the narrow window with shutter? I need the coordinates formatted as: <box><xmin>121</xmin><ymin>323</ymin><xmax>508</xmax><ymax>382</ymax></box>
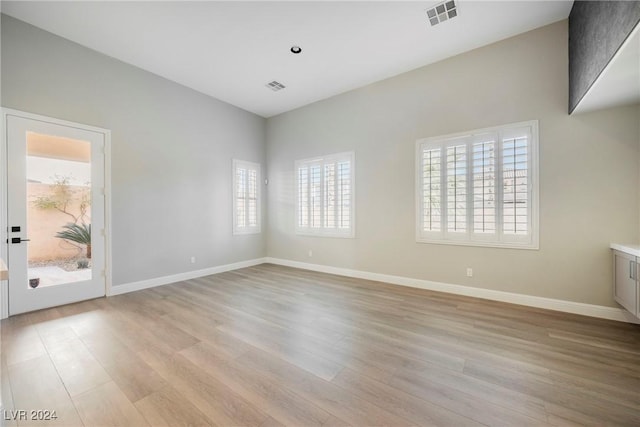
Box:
<box><xmin>310</xmin><ymin>164</ymin><xmax>322</xmax><ymax>228</ymax></box>
<box><xmin>472</xmin><ymin>138</ymin><xmax>496</xmax><ymax>234</ymax></box>
<box><xmin>416</xmin><ymin>121</ymin><xmax>537</xmax><ymax>249</ymax></box>
<box><xmin>502</xmin><ymin>135</ymin><xmax>529</xmax><ymax>236</ymax></box>
<box><xmin>232</xmin><ymin>159</ymin><xmax>261</xmax><ymax>235</ymax></box>
<box><xmin>337</xmin><ymin>160</ymin><xmax>351</xmax><ymax>230</ymax></box>
<box><xmin>446</xmin><ymin>144</ymin><xmax>467</xmax><ymax>233</ymax></box>
<box><xmin>295</xmin><ymin>152</ymin><xmax>355</xmax><ymax>237</ymax></box>
<box><xmin>324</xmin><ymin>163</ymin><xmax>336</xmax><ymax>229</ymax></box>
<box><xmin>247</xmin><ymin>169</ymin><xmax>258</xmax><ymax>227</ymax></box>
<box><xmin>422</xmin><ymin>148</ymin><xmax>442</xmax><ymax>232</ymax></box>
<box><xmin>298</xmin><ymin>166</ymin><xmax>309</xmax><ymax>228</ymax></box>
<box><xmin>236</xmin><ymin>167</ymin><xmax>247</xmax><ymax>228</ymax></box>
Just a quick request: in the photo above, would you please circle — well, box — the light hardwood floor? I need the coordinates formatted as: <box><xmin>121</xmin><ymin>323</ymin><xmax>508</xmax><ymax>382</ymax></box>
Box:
<box><xmin>2</xmin><ymin>263</ymin><xmax>640</xmax><ymax>426</ymax></box>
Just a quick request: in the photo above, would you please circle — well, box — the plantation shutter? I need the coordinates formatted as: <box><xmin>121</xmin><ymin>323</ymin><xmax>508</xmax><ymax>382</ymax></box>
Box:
<box><xmin>472</xmin><ymin>136</ymin><xmax>496</xmax><ymax>235</ymax></box>
<box><xmin>297</xmin><ymin>165</ymin><xmax>309</xmax><ymax>228</ymax></box>
<box><xmin>501</xmin><ymin>128</ymin><xmax>531</xmax><ymax>240</ymax></box>
<box><xmin>416</xmin><ymin>121</ymin><xmax>537</xmax><ymax>248</ymax></box>
<box><xmin>337</xmin><ymin>160</ymin><xmax>351</xmax><ymax>230</ymax></box>
<box><xmin>296</xmin><ymin>152</ymin><xmax>354</xmax><ymax>237</ymax></box>
<box><xmin>236</xmin><ymin>167</ymin><xmax>247</xmax><ymax>228</ymax></box>
<box><xmin>247</xmin><ymin>168</ymin><xmax>258</xmax><ymax>227</ymax></box>
<box><xmin>232</xmin><ymin>159</ymin><xmax>261</xmax><ymax>235</ymax></box>
<box><xmin>446</xmin><ymin>144</ymin><xmax>467</xmax><ymax>233</ymax></box>
<box><xmin>421</xmin><ymin>148</ymin><xmax>442</xmax><ymax>232</ymax></box>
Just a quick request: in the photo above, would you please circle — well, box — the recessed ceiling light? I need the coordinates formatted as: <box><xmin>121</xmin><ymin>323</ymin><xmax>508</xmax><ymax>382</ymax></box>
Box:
<box><xmin>426</xmin><ymin>0</ymin><xmax>458</xmax><ymax>26</ymax></box>
<box><xmin>290</xmin><ymin>45</ymin><xmax>302</xmax><ymax>54</ymax></box>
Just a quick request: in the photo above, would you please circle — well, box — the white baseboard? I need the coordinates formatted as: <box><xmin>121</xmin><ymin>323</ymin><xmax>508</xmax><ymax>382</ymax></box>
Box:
<box><xmin>264</xmin><ymin>257</ymin><xmax>639</xmax><ymax>324</ymax></box>
<box><xmin>109</xmin><ymin>257</ymin><xmax>267</xmax><ymax>296</ymax></box>
<box><xmin>108</xmin><ymin>255</ymin><xmax>638</xmax><ymax>324</ymax></box>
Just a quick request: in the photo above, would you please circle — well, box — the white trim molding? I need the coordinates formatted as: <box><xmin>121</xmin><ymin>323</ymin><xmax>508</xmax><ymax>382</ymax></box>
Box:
<box><xmin>109</xmin><ymin>257</ymin><xmax>267</xmax><ymax>296</ymax></box>
<box><xmin>264</xmin><ymin>257</ymin><xmax>639</xmax><ymax>324</ymax></box>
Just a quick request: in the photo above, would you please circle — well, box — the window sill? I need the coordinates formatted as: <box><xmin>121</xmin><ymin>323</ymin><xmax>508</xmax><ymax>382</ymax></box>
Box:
<box><xmin>233</xmin><ymin>229</ymin><xmax>261</xmax><ymax>236</ymax></box>
<box><xmin>296</xmin><ymin>230</ymin><xmax>355</xmax><ymax>239</ymax></box>
<box><xmin>416</xmin><ymin>237</ymin><xmax>538</xmax><ymax>250</ymax></box>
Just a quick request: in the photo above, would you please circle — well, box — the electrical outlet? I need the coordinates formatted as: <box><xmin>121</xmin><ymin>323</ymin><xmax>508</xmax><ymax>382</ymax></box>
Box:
<box><xmin>190</xmin><ymin>256</ymin><xmax>196</xmax><ymax>264</ymax></box>
<box><xmin>308</xmin><ymin>250</ymin><xmax>313</xmax><ymax>257</ymax></box>
<box><xmin>466</xmin><ymin>268</ymin><xmax>473</xmax><ymax>277</ymax></box>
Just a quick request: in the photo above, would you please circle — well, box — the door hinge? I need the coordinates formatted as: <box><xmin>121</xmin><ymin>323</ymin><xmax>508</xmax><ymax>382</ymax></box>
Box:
<box><xmin>101</xmin><ymin>228</ymin><xmax>106</xmax><ymax>236</ymax></box>
<box><xmin>101</xmin><ymin>270</ymin><xmax>106</xmax><ymax>277</ymax></box>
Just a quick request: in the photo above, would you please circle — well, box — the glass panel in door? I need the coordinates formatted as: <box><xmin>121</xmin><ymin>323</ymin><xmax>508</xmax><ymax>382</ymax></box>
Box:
<box><xmin>27</xmin><ymin>132</ymin><xmax>93</xmax><ymax>289</ymax></box>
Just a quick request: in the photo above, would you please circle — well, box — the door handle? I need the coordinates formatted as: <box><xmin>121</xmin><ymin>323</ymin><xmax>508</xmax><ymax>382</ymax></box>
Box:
<box><xmin>631</xmin><ymin>261</ymin><xmax>636</xmax><ymax>280</ymax></box>
<box><xmin>10</xmin><ymin>237</ymin><xmax>30</xmax><ymax>244</ymax></box>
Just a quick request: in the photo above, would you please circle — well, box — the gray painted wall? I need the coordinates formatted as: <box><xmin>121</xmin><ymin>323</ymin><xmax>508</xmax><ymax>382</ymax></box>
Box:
<box><xmin>569</xmin><ymin>0</ymin><xmax>640</xmax><ymax>113</ymax></box>
<box><xmin>1</xmin><ymin>15</ymin><xmax>267</xmax><ymax>287</ymax></box>
<box><xmin>266</xmin><ymin>20</ymin><xmax>640</xmax><ymax>308</ymax></box>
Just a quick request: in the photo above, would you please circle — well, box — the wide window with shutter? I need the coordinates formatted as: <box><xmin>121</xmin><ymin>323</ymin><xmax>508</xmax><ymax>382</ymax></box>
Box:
<box><xmin>233</xmin><ymin>159</ymin><xmax>261</xmax><ymax>235</ymax></box>
<box><xmin>416</xmin><ymin>121</ymin><xmax>538</xmax><ymax>249</ymax></box>
<box><xmin>295</xmin><ymin>152</ymin><xmax>355</xmax><ymax>237</ymax></box>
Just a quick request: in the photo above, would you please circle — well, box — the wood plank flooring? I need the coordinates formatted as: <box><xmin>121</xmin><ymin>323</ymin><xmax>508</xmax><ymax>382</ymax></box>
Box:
<box><xmin>2</xmin><ymin>263</ymin><xmax>640</xmax><ymax>426</ymax></box>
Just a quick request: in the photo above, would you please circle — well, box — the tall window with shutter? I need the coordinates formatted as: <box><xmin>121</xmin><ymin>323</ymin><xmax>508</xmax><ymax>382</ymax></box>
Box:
<box><xmin>416</xmin><ymin>121</ymin><xmax>538</xmax><ymax>248</ymax></box>
<box><xmin>295</xmin><ymin>152</ymin><xmax>355</xmax><ymax>237</ymax></box>
<box><xmin>233</xmin><ymin>159</ymin><xmax>261</xmax><ymax>235</ymax></box>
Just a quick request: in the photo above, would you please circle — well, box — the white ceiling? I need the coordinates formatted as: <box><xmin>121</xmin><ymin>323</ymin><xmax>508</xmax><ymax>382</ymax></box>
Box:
<box><xmin>2</xmin><ymin>1</ymin><xmax>573</xmax><ymax>118</ymax></box>
<box><xmin>573</xmin><ymin>23</ymin><xmax>640</xmax><ymax>114</ymax></box>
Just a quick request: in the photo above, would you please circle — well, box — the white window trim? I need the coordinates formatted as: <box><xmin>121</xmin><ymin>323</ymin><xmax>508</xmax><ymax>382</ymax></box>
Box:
<box><xmin>232</xmin><ymin>159</ymin><xmax>261</xmax><ymax>235</ymax></box>
<box><xmin>415</xmin><ymin>120</ymin><xmax>539</xmax><ymax>250</ymax></box>
<box><xmin>295</xmin><ymin>151</ymin><xmax>355</xmax><ymax>238</ymax></box>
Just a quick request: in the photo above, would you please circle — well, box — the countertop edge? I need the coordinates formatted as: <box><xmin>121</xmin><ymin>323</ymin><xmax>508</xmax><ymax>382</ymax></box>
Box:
<box><xmin>610</xmin><ymin>243</ymin><xmax>640</xmax><ymax>257</ymax></box>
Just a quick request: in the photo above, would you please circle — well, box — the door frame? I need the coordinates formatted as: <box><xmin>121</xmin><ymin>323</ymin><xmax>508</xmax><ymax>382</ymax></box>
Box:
<box><xmin>1</xmin><ymin>108</ymin><xmax>112</xmax><ymax>318</ymax></box>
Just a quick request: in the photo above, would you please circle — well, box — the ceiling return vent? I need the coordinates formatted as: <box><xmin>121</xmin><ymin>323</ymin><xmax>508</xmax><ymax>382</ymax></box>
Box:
<box><xmin>427</xmin><ymin>1</ymin><xmax>458</xmax><ymax>26</ymax></box>
<box><xmin>266</xmin><ymin>80</ymin><xmax>286</xmax><ymax>92</ymax></box>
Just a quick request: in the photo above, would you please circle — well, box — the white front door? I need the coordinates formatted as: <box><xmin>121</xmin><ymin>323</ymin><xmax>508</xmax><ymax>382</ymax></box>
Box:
<box><xmin>6</xmin><ymin>112</ymin><xmax>107</xmax><ymax>315</ymax></box>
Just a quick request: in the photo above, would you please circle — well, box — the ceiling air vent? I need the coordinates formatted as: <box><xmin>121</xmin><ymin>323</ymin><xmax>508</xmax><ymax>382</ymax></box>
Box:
<box><xmin>427</xmin><ymin>1</ymin><xmax>457</xmax><ymax>26</ymax></box>
<box><xmin>266</xmin><ymin>80</ymin><xmax>286</xmax><ymax>92</ymax></box>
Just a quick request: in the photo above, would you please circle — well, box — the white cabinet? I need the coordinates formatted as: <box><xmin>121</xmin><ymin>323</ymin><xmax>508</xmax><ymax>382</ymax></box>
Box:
<box><xmin>613</xmin><ymin>249</ymin><xmax>638</xmax><ymax>316</ymax></box>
